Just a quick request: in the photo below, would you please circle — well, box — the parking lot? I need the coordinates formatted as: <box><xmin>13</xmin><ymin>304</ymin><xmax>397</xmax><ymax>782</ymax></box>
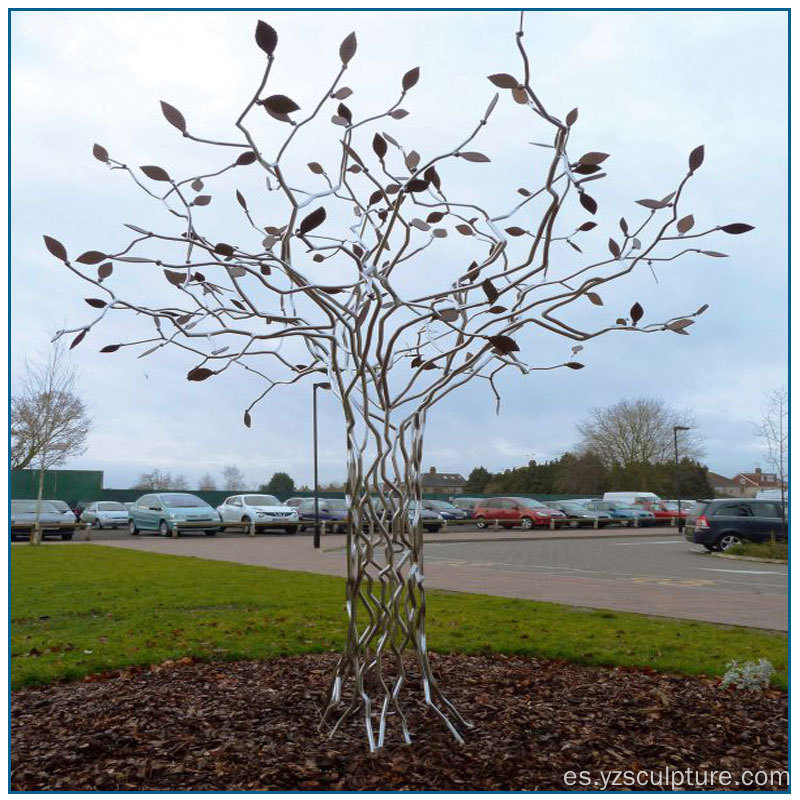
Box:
<box><xmin>78</xmin><ymin>524</ymin><xmax>787</xmax><ymax>632</ymax></box>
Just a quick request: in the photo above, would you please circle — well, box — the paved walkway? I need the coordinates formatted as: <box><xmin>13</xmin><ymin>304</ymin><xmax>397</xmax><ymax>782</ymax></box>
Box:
<box><xmin>97</xmin><ymin>528</ymin><xmax>787</xmax><ymax>631</ymax></box>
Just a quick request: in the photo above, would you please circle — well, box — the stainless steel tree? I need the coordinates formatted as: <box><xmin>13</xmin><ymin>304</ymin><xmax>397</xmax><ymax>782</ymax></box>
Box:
<box><xmin>47</xmin><ymin>14</ymin><xmax>752</xmax><ymax>749</ymax></box>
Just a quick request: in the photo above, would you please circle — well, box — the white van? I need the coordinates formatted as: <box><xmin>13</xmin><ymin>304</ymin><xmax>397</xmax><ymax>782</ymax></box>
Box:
<box><xmin>603</xmin><ymin>491</ymin><xmax>661</xmax><ymax>506</ymax></box>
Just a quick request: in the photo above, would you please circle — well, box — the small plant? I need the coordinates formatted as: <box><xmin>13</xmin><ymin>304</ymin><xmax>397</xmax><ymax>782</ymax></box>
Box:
<box><xmin>721</xmin><ymin>658</ymin><xmax>775</xmax><ymax>690</ymax></box>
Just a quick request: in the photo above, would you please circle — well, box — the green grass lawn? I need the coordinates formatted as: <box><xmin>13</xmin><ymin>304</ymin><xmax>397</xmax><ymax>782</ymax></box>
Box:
<box><xmin>728</xmin><ymin>540</ymin><xmax>789</xmax><ymax>562</ymax></box>
<box><xmin>10</xmin><ymin>545</ymin><xmax>787</xmax><ymax>690</ymax></box>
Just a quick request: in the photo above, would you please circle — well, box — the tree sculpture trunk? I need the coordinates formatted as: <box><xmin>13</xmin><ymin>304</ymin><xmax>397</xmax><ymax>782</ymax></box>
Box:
<box><xmin>321</xmin><ymin>409</ymin><xmax>471</xmax><ymax>749</ymax></box>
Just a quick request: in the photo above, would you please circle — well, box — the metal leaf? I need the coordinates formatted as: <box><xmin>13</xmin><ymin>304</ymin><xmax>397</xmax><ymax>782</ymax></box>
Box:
<box><xmin>227</xmin><ymin>266</ymin><xmax>246</xmax><ymax>278</ymax></box>
<box><xmin>505</xmin><ymin>227</ymin><xmax>526</xmax><ymax>237</ymax></box>
<box><xmin>438</xmin><ymin>308</ymin><xmax>459</xmax><ymax>322</ymax></box>
<box><xmin>236</xmin><ymin>151</ymin><xmax>257</xmax><ymax>166</ymax></box>
<box><xmin>92</xmin><ymin>143</ymin><xmax>109</xmax><ymax>163</ymax></box>
<box><xmin>191</xmin><ymin>179</ymin><xmax>204</xmax><ymax>192</ymax></box>
<box><xmin>405</xmin><ymin>150</ymin><xmax>420</xmax><ymax>171</ymax></box>
<box><xmin>566</xmin><ymin>108</ymin><xmax>579</xmax><ymax>126</ymax></box>
<box><xmin>43</xmin><ymin>235</ymin><xmax>67</xmax><ymax>261</ymax></box>
<box><xmin>487</xmin><ymin>73</ymin><xmax>518</xmax><ymax>88</ymax></box>
<box><xmin>411</xmin><ymin>218</ymin><xmax>430</xmax><ymax>231</ymax></box>
<box><xmin>720</xmin><ymin>223</ymin><xmax>754</xmax><ymax>234</ymax></box>
<box><xmin>676</xmin><ymin>214</ymin><xmax>694</xmax><ymax>234</ymax></box>
<box><xmin>255</xmin><ymin>20</ymin><xmax>278</xmax><ymax>55</ymax></box>
<box><xmin>76</xmin><ymin>250</ymin><xmax>106</xmax><ymax>264</ymax></box>
<box><xmin>488</xmin><ymin>306</ymin><xmax>507</xmax><ymax>314</ymax></box>
<box><xmin>372</xmin><ymin>134</ymin><xmax>387</xmax><ymax>160</ymax></box>
<box><xmin>160</xmin><ymin>101</ymin><xmax>186</xmax><ymax>133</ymax></box>
<box><xmin>263</xmin><ymin>95</ymin><xmax>300</xmax><ymax>114</ymax></box>
<box><xmin>700</xmin><ymin>250</ymin><xmax>728</xmax><ymax>257</ymax></box>
<box><xmin>565</xmin><ymin>362</ymin><xmax>584</xmax><ymax>369</ymax></box>
<box><xmin>405</xmin><ymin>178</ymin><xmax>428</xmax><ymax>193</ymax></box>
<box><xmin>579</xmin><ymin>193</ymin><xmax>597</xmax><ymax>215</ymax></box>
<box><xmin>244</xmin><ymin>410</ymin><xmax>252</xmax><ymax>428</ymax></box>
<box><xmin>140</xmin><ymin>165</ymin><xmax>171</xmax><ymax>182</ymax></box>
<box><xmin>192</xmin><ymin>195</ymin><xmax>212</xmax><ymax>206</ymax></box>
<box><xmin>236</xmin><ymin>190</ymin><xmax>248</xmax><ymax>211</ymax></box>
<box><xmin>667</xmin><ymin>318</ymin><xmax>695</xmax><ymax>332</ymax></box>
<box><xmin>619</xmin><ymin>217</ymin><xmax>628</xmax><ymax>234</ymax></box>
<box><xmin>608</xmin><ymin>238</ymin><xmax>621</xmax><ymax>258</ymax></box>
<box><xmin>586</xmin><ymin>292</ymin><xmax>603</xmax><ymax>306</ymax></box>
<box><xmin>636</xmin><ymin>198</ymin><xmax>663</xmax><ymax>210</ymax></box>
<box><xmin>432</xmin><ymin>229</ymin><xmax>447</xmax><ymax>238</ymax></box>
<box><xmin>427</xmin><ymin>211</ymin><xmax>445</xmax><ymax>223</ymax></box>
<box><xmin>689</xmin><ymin>144</ymin><xmax>704</xmax><ymax>173</ymax></box>
<box><xmin>332</xmin><ymin>87</ymin><xmax>352</xmax><ymax>99</ymax></box>
<box><xmin>70</xmin><ymin>330</ymin><xmax>87</xmax><ymax>350</ymax></box>
<box><xmin>389</xmin><ymin>109</ymin><xmax>409</xmax><ymax>119</ymax></box>
<box><xmin>84</xmin><ymin>297</ymin><xmax>106</xmax><ymax>308</ymax></box>
<box><xmin>402</xmin><ymin>67</ymin><xmax>420</xmax><ymax>91</ymax></box>
<box><xmin>481</xmin><ymin>279</ymin><xmax>498</xmax><ymax>304</ymax></box>
<box><xmin>187</xmin><ymin>367</ymin><xmax>214</xmax><ymax>381</ymax></box>
<box><xmin>577</xmin><ymin>222</ymin><xmax>597</xmax><ymax>232</ymax></box>
<box><xmin>424</xmin><ymin>166</ymin><xmax>441</xmax><ymax>191</ymax></box>
<box><xmin>696</xmin><ymin>303</ymin><xmax>709</xmax><ymax>315</ymax></box>
<box><xmin>214</xmin><ymin>243</ymin><xmax>235</xmax><ymax>257</ymax></box>
<box><xmin>299</xmin><ymin>206</ymin><xmax>327</xmax><ymax>235</ymax></box>
<box><xmin>630</xmin><ymin>302</ymin><xmax>644</xmax><ymax>324</ymax></box>
<box><xmin>488</xmin><ymin>334</ymin><xmax>519</xmax><ymax>353</ymax></box>
<box><xmin>459</xmin><ymin>151</ymin><xmax>490</xmax><ymax>163</ymax></box>
<box><xmin>339</xmin><ymin>31</ymin><xmax>357</xmax><ymax>65</ymax></box>
<box><xmin>100</xmin><ymin>344</ymin><xmax>120</xmax><ymax>353</ymax></box>
<box><xmin>308</xmin><ymin>162</ymin><xmax>324</xmax><ymax>174</ymax></box>
<box><xmin>163</xmin><ymin>269</ymin><xmax>186</xmax><ymax>287</ymax></box>
<box><xmin>456</xmin><ymin>224</ymin><xmax>473</xmax><ymax>236</ymax></box>
<box><xmin>579</xmin><ymin>152</ymin><xmax>610</xmax><ymax>166</ymax></box>
<box><xmin>98</xmin><ymin>263</ymin><xmax>113</xmax><ymax>280</ymax></box>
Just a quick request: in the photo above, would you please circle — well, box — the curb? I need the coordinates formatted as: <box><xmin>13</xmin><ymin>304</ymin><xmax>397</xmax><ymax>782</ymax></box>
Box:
<box><xmin>712</xmin><ymin>553</ymin><xmax>788</xmax><ymax>565</ymax></box>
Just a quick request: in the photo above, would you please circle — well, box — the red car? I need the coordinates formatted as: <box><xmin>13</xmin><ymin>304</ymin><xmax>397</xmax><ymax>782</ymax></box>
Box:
<box><xmin>639</xmin><ymin>500</ymin><xmax>684</xmax><ymax>521</ymax></box>
<box><xmin>473</xmin><ymin>497</ymin><xmax>565</xmax><ymax>530</ymax></box>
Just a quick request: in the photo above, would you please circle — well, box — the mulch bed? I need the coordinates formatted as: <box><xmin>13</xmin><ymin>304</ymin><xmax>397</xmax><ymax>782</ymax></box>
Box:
<box><xmin>11</xmin><ymin>653</ymin><xmax>787</xmax><ymax>791</ymax></box>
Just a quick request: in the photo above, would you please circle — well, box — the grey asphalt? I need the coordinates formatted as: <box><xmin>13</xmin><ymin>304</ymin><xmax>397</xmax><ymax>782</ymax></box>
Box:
<box><xmin>85</xmin><ymin>527</ymin><xmax>787</xmax><ymax>631</ymax></box>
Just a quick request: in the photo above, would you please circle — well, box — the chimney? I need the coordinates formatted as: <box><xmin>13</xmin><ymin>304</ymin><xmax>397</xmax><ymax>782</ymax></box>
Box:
<box><xmin>429</xmin><ymin>467</ymin><xmax>436</xmax><ymax>474</ymax></box>
<box><xmin>755</xmin><ymin>466</ymin><xmax>762</xmax><ymax>474</ymax></box>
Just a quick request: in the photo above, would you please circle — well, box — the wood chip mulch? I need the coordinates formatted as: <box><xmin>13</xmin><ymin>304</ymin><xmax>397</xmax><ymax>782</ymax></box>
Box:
<box><xmin>11</xmin><ymin>653</ymin><xmax>788</xmax><ymax>791</ymax></box>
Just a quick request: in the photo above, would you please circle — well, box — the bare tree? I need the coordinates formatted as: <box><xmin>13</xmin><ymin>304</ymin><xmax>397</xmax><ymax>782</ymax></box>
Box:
<box><xmin>221</xmin><ymin>464</ymin><xmax>247</xmax><ymax>491</ymax></box>
<box><xmin>198</xmin><ymin>472</ymin><xmax>218</xmax><ymax>490</ymax></box>
<box><xmin>133</xmin><ymin>469</ymin><xmax>188</xmax><ymax>490</ymax></box>
<box><xmin>48</xmin><ymin>14</ymin><xmax>751</xmax><ymax>747</ymax></box>
<box><xmin>577</xmin><ymin>398</ymin><xmax>704</xmax><ymax>469</ymax></box>
<box><xmin>755</xmin><ymin>386</ymin><xmax>787</xmax><ymax>515</ymax></box>
<box><xmin>11</xmin><ymin>345</ymin><xmax>91</xmax><ymax>543</ymax></box>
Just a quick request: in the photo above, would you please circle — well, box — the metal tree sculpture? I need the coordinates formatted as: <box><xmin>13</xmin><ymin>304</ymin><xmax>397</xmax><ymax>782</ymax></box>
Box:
<box><xmin>48</xmin><ymin>14</ymin><xmax>752</xmax><ymax>749</ymax></box>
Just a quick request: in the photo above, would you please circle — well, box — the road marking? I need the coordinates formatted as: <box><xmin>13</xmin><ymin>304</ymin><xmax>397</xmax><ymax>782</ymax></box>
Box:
<box><xmin>699</xmin><ymin>568</ymin><xmax>782</xmax><ymax>575</ymax></box>
<box><xmin>630</xmin><ymin>576</ymin><xmax>716</xmax><ymax>587</ymax></box>
<box><xmin>614</xmin><ymin>540</ymin><xmax>683</xmax><ymax>546</ymax></box>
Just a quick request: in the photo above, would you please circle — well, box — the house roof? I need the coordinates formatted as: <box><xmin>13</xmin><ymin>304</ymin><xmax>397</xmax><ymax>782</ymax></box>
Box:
<box><xmin>707</xmin><ymin>471</ymin><xmax>738</xmax><ymax>487</ymax></box>
<box><xmin>421</xmin><ymin>472</ymin><xmax>466</xmax><ymax>487</ymax></box>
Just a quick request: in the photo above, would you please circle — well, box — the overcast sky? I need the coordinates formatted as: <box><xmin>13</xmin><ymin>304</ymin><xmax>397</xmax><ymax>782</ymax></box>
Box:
<box><xmin>10</xmin><ymin>10</ymin><xmax>788</xmax><ymax>490</ymax></box>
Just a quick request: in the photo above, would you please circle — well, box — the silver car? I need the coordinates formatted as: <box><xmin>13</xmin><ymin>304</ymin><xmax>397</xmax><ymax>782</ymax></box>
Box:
<box><xmin>217</xmin><ymin>494</ymin><xmax>299</xmax><ymax>533</ymax></box>
<box><xmin>81</xmin><ymin>501</ymin><xmax>131</xmax><ymax>530</ymax></box>
<box><xmin>10</xmin><ymin>499</ymin><xmax>77</xmax><ymax>541</ymax></box>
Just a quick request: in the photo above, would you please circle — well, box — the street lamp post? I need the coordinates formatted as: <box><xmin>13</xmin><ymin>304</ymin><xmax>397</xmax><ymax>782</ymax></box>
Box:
<box><xmin>673</xmin><ymin>425</ymin><xmax>690</xmax><ymax>528</ymax></box>
<box><xmin>312</xmin><ymin>382</ymin><xmax>331</xmax><ymax>549</ymax></box>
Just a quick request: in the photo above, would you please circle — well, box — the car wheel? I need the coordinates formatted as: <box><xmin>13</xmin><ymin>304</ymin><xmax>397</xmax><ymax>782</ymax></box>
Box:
<box><xmin>61</xmin><ymin>532</ymin><xmax>73</xmax><ymax>541</ymax></box>
<box><xmin>520</xmin><ymin>517</ymin><xmax>534</xmax><ymax>530</ymax></box>
<box><xmin>205</xmin><ymin>530</ymin><xmax>217</xmax><ymax>537</ymax></box>
<box><xmin>92</xmin><ymin>518</ymin><xmax>102</xmax><ymax>530</ymax></box>
<box><xmin>128</xmin><ymin>520</ymin><xmax>139</xmax><ymax>535</ymax></box>
<box><xmin>159</xmin><ymin>520</ymin><xmax>171</xmax><ymax>537</ymax></box>
<box><xmin>475</xmin><ymin>516</ymin><xmax>487</xmax><ymax>529</ymax></box>
<box><xmin>427</xmin><ymin>525</ymin><xmax>442</xmax><ymax>533</ymax></box>
<box><xmin>703</xmin><ymin>544</ymin><xmax>715</xmax><ymax>552</ymax></box>
<box><xmin>717</xmin><ymin>533</ymin><xmax>742</xmax><ymax>552</ymax></box>
<box><xmin>569</xmin><ymin>518</ymin><xmax>580</xmax><ymax>529</ymax></box>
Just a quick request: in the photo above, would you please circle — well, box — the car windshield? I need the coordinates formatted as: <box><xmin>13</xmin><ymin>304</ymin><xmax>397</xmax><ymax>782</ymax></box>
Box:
<box><xmin>515</xmin><ymin>498</ymin><xmax>547</xmax><ymax>509</ymax></box>
<box><xmin>327</xmin><ymin>499</ymin><xmax>348</xmax><ymax>512</ymax></box>
<box><xmin>427</xmin><ymin>500</ymin><xmax>456</xmax><ymax>510</ymax></box>
<box><xmin>244</xmin><ymin>495</ymin><xmax>280</xmax><ymax>506</ymax></box>
<box><xmin>98</xmin><ymin>502</ymin><xmax>126</xmax><ymax>511</ymax></box>
<box><xmin>49</xmin><ymin>501</ymin><xmax>72</xmax><ymax>513</ymax></box>
<box><xmin>611</xmin><ymin>503</ymin><xmax>636</xmax><ymax>510</ymax></box>
<box><xmin>560</xmin><ymin>502</ymin><xmax>585</xmax><ymax>512</ymax></box>
<box><xmin>162</xmin><ymin>494</ymin><xmax>209</xmax><ymax>508</ymax></box>
<box><xmin>11</xmin><ymin>500</ymin><xmax>60</xmax><ymax>513</ymax></box>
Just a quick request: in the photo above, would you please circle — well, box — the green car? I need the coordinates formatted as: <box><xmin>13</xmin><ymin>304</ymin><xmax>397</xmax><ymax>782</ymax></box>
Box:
<box><xmin>128</xmin><ymin>493</ymin><xmax>221</xmax><ymax>537</ymax></box>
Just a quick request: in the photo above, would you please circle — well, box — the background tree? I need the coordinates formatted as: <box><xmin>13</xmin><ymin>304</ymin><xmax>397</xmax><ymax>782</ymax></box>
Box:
<box><xmin>554</xmin><ymin>451</ymin><xmax>608</xmax><ymax>495</ymax></box>
<box><xmin>261</xmin><ymin>471</ymin><xmax>296</xmax><ymax>498</ymax></box>
<box><xmin>11</xmin><ymin>346</ymin><xmax>91</xmax><ymax>543</ymax></box>
<box><xmin>576</xmin><ymin>398</ymin><xmax>704</xmax><ymax>469</ymax></box>
<box><xmin>48</xmin><ymin>14</ymin><xmax>751</xmax><ymax>747</ymax></box>
<box><xmin>605</xmin><ymin>458</ymin><xmax>712</xmax><ymax>499</ymax></box>
<box><xmin>754</xmin><ymin>386</ymin><xmax>787</xmax><ymax>516</ymax></box>
<box><xmin>220</xmin><ymin>464</ymin><xmax>247</xmax><ymax>491</ymax></box>
<box><xmin>463</xmin><ymin>466</ymin><xmax>491</xmax><ymax>494</ymax></box>
<box><xmin>198</xmin><ymin>472</ymin><xmax>218</xmax><ymax>490</ymax></box>
<box><xmin>133</xmin><ymin>469</ymin><xmax>188</xmax><ymax>490</ymax></box>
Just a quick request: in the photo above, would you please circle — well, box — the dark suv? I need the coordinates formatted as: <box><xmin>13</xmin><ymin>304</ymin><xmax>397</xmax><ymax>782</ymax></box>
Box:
<box><xmin>685</xmin><ymin>499</ymin><xmax>787</xmax><ymax>552</ymax></box>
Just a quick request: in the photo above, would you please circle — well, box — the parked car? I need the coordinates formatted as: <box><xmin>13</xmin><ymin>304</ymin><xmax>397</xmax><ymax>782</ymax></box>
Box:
<box><xmin>80</xmin><ymin>501</ymin><xmax>130</xmax><ymax>529</ymax></box>
<box><xmin>10</xmin><ymin>499</ymin><xmax>77</xmax><ymax>540</ymax></box>
<box><xmin>450</xmin><ymin>497</ymin><xmax>483</xmax><ymax>518</ymax></box>
<box><xmin>296</xmin><ymin>497</ymin><xmax>349</xmax><ymax>533</ymax></box>
<box><xmin>636</xmin><ymin>500</ymin><xmax>684</xmax><ymax>522</ymax></box>
<box><xmin>603</xmin><ymin>491</ymin><xmax>662</xmax><ymax>505</ymax></box>
<box><xmin>419</xmin><ymin>499</ymin><xmax>468</xmax><ymax>521</ymax></box>
<box><xmin>685</xmin><ymin>499</ymin><xmax>787</xmax><ymax>552</ymax></box>
<box><xmin>128</xmin><ymin>493</ymin><xmax>221</xmax><ymax>537</ymax></box>
<box><xmin>284</xmin><ymin>497</ymin><xmax>305</xmax><ymax>508</ymax></box>
<box><xmin>217</xmin><ymin>494</ymin><xmax>299</xmax><ymax>533</ymax></box>
<box><xmin>47</xmin><ymin>499</ymin><xmax>79</xmax><ymax>522</ymax></box>
<box><xmin>583</xmin><ymin>500</ymin><xmax>655</xmax><ymax>526</ymax></box>
<box><xmin>544</xmin><ymin>500</ymin><xmax>612</xmax><ymax>526</ymax></box>
<box><xmin>473</xmin><ymin>497</ymin><xmax>566</xmax><ymax>530</ymax></box>
<box><xmin>407</xmin><ymin>502</ymin><xmax>445</xmax><ymax>533</ymax></box>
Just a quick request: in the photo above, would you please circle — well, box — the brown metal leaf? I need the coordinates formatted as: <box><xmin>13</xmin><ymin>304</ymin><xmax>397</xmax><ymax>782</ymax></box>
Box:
<box><xmin>676</xmin><ymin>214</ymin><xmax>695</xmax><ymax>234</ymax></box>
<box><xmin>410</xmin><ymin>356</ymin><xmax>423</xmax><ymax>368</ymax></box>
<box><xmin>98</xmin><ymin>263</ymin><xmax>113</xmax><ymax>280</ymax></box>
<box><xmin>487</xmin><ymin>73</ymin><xmax>518</xmax><ymax>88</ymax></box>
<box><xmin>424</xmin><ymin>166</ymin><xmax>441</xmax><ymax>191</ymax></box>
<box><xmin>616</xmin><ymin>318</ymin><xmax>627</xmax><ymax>325</ymax></box>
<box><xmin>405</xmin><ymin>150</ymin><xmax>420</xmax><ymax>171</ymax></box>
<box><xmin>70</xmin><ymin>330</ymin><xmax>87</xmax><ymax>349</ymax></box>
<box><xmin>160</xmin><ymin>101</ymin><xmax>186</xmax><ymax>133</ymax></box>
<box><xmin>619</xmin><ymin>217</ymin><xmax>628</xmax><ymax>234</ymax></box>
<box><xmin>636</xmin><ymin>198</ymin><xmax>664</xmax><ymax>210</ymax></box>
<box><xmin>187</xmin><ymin>367</ymin><xmax>214</xmax><ymax>381</ymax></box>
<box><xmin>92</xmin><ymin>143</ymin><xmax>109</xmax><ymax>163</ymax></box>
<box><xmin>299</xmin><ymin>206</ymin><xmax>326</xmax><ymax>235</ymax></box>
<box><xmin>332</xmin><ymin>87</ymin><xmax>352</xmax><ymax>99</ymax></box>
<box><xmin>140</xmin><ymin>165</ymin><xmax>171</xmax><ymax>182</ymax></box>
<box><xmin>163</xmin><ymin>269</ymin><xmax>186</xmax><ymax>287</ymax></box>
<box><xmin>488</xmin><ymin>306</ymin><xmax>507</xmax><ymax>314</ymax></box>
<box><xmin>255</xmin><ymin>20</ymin><xmax>278</xmax><ymax>55</ymax></box>
<box><xmin>567</xmin><ymin>240</ymin><xmax>582</xmax><ymax>253</ymax></box>
<box><xmin>566</xmin><ymin>108</ymin><xmax>579</xmax><ymax>126</ymax></box>
<box><xmin>405</xmin><ymin>178</ymin><xmax>428</xmax><ymax>193</ymax></box>
<box><xmin>192</xmin><ymin>195</ymin><xmax>212</xmax><ymax>206</ymax></box>
<box><xmin>630</xmin><ymin>302</ymin><xmax>644</xmax><ymax>324</ymax></box>
<box><xmin>505</xmin><ymin>226</ymin><xmax>526</xmax><ymax>237</ymax></box>
<box><xmin>700</xmin><ymin>250</ymin><xmax>728</xmax><ymax>257</ymax></box>
<box><xmin>372</xmin><ymin>134</ymin><xmax>387</xmax><ymax>160</ymax></box>
<box><xmin>337</xmin><ymin>102</ymin><xmax>352</xmax><ymax>123</ymax></box>
<box><xmin>43</xmin><ymin>236</ymin><xmax>67</xmax><ymax>261</ymax></box>
<box><xmin>667</xmin><ymin>318</ymin><xmax>695</xmax><ymax>332</ymax></box>
<box><xmin>236</xmin><ymin>151</ymin><xmax>257</xmax><ymax>166</ymax></box>
<box><xmin>330</xmin><ymin>114</ymin><xmax>348</xmax><ymax>127</ymax></box>
<box><xmin>481</xmin><ymin>279</ymin><xmax>499</xmax><ymax>304</ymax></box>
<box><xmin>214</xmin><ymin>243</ymin><xmax>235</xmax><ymax>257</ymax></box>
<box><xmin>720</xmin><ymin>223</ymin><xmax>754</xmax><ymax>234</ymax></box>
<box><xmin>76</xmin><ymin>250</ymin><xmax>107</xmax><ymax>264</ymax></box>
<box><xmin>565</xmin><ymin>362</ymin><xmax>584</xmax><ymax>369</ymax></box>
<box><xmin>488</xmin><ymin>334</ymin><xmax>519</xmax><ymax>353</ymax></box>
<box><xmin>438</xmin><ymin>308</ymin><xmax>459</xmax><ymax>322</ymax></box>
<box><xmin>368</xmin><ymin>190</ymin><xmax>383</xmax><ymax>206</ymax></box>
<box><xmin>244</xmin><ymin>410</ymin><xmax>252</xmax><ymax>428</ymax></box>
<box><xmin>432</xmin><ymin>229</ymin><xmax>447</xmax><ymax>238</ymax></box>
<box><xmin>577</xmin><ymin>222</ymin><xmax>597</xmax><ymax>232</ymax></box>
<box><xmin>191</xmin><ymin>178</ymin><xmax>204</xmax><ymax>191</ymax></box>
<box><xmin>518</xmin><ymin>188</ymin><xmax>531</xmax><ymax>197</ymax></box>
<box><xmin>427</xmin><ymin>211</ymin><xmax>445</xmax><ymax>223</ymax></box>
<box><xmin>411</xmin><ymin>218</ymin><xmax>430</xmax><ymax>231</ymax></box>
<box><xmin>579</xmin><ymin>152</ymin><xmax>610</xmax><ymax>166</ymax></box>
<box><xmin>389</xmin><ymin>109</ymin><xmax>409</xmax><ymax>119</ymax></box>
<box><xmin>608</xmin><ymin>238</ymin><xmax>621</xmax><ymax>258</ymax></box>
<box><xmin>579</xmin><ymin>193</ymin><xmax>597</xmax><ymax>214</ymax></box>
<box><xmin>236</xmin><ymin>190</ymin><xmax>248</xmax><ymax>211</ymax></box>
<box><xmin>308</xmin><ymin>162</ymin><xmax>324</xmax><ymax>174</ymax></box>
<box><xmin>339</xmin><ymin>31</ymin><xmax>357</xmax><ymax>65</ymax></box>
<box><xmin>402</xmin><ymin>67</ymin><xmax>420</xmax><ymax>91</ymax></box>
<box><xmin>696</xmin><ymin>303</ymin><xmax>709</xmax><ymax>315</ymax></box>
<box><xmin>459</xmin><ymin>151</ymin><xmax>490</xmax><ymax>163</ymax></box>
<box><xmin>689</xmin><ymin>144</ymin><xmax>704</xmax><ymax>173</ymax></box>
<box><xmin>263</xmin><ymin>95</ymin><xmax>300</xmax><ymax>114</ymax></box>
<box><xmin>573</xmin><ymin>164</ymin><xmax>602</xmax><ymax>175</ymax></box>
<box><xmin>456</xmin><ymin>224</ymin><xmax>474</xmax><ymax>236</ymax></box>
<box><xmin>100</xmin><ymin>344</ymin><xmax>120</xmax><ymax>353</ymax></box>
<box><xmin>586</xmin><ymin>292</ymin><xmax>603</xmax><ymax>306</ymax></box>
<box><xmin>84</xmin><ymin>298</ymin><xmax>106</xmax><ymax>308</ymax></box>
